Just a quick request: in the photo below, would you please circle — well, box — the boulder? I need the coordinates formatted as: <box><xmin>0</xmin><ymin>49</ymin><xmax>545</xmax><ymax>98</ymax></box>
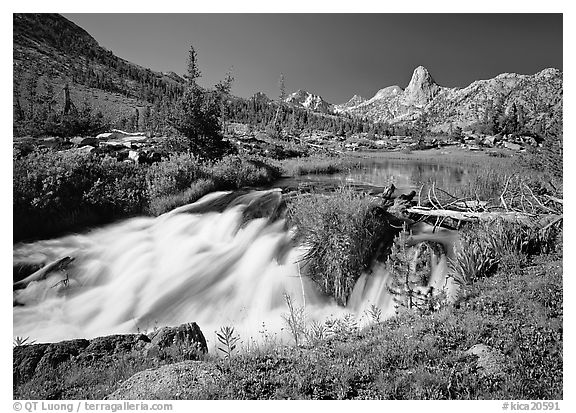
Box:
<box><xmin>71</xmin><ymin>137</ymin><xmax>99</xmax><ymax>147</ymax></box>
<box><xmin>504</xmin><ymin>142</ymin><xmax>522</xmax><ymax>151</ymax></box>
<box><xmin>82</xmin><ymin>334</ymin><xmax>150</xmax><ymax>357</ymax></box>
<box><xmin>13</xmin><ymin>343</ymin><xmax>49</xmax><ymax>383</ymax></box>
<box><xmin>13</xmin><ymin>323</ymin><xmax>206</xmax><ymax>385</ymax></box>
<box><xmin>146</xmin><ymin>322</ymin><xmax>208</xmax><ymax>359</ymax></box>
<box><xmin>483</xmin><ymin>136</ymin><xmax>498</xmax><ymax>146</ymax></box>
<box><xmin>34</xmin><ymin>339</ymin><xmax>90</xmax><ymax>373</ymax></box>
<box><xmin>105</xmin><ymin>361</ymin><xmax>221</xmax><ymax>400</ymax></box>
<box><xmin>521</xmin><ymin>136</ymin><xmax>538</xmax><ymax>146</ymax></box>
<box><xmin>465</xmin><ymin>344</ymin><xmax>506</xmax><ymax>378</ymax></box>
<box><xmin>128</xmin><ymin>150</ymin><xmax>140</xmax><ymax>163</ymax></box>
<box><xmin>13</xmin><ymin>339</ymin><xmax>89</xmax><ymax>384</ymax></box>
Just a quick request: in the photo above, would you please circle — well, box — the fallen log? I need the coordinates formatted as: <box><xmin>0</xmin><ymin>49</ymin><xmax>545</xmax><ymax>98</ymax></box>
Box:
<box><xmin>13</xmin><ymin>256</ymin><xmax>75</xmax><ymax>291</ymax></box>
<box><xmin>406</xmin><ymin>206</ymin><xmax>561</xmax><ymax>228</ymax></box>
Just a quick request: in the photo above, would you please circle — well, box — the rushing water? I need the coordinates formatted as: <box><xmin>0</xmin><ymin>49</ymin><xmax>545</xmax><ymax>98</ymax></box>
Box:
<box><xmin>13</xmin><ymin>159</ymin><xmax>465</xmax><ymax>347</ymax></box>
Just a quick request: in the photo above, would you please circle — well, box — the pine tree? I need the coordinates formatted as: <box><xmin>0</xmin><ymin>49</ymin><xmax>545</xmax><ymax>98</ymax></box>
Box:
<box><xmin>185</xmin><ymin>46</ymin><xmax>201</xmax><ymax>85</ymax></box>
<box><xmin>279</xmin><ymin>73</ymin><xmax>286</xmax><ymax>102</ymax></box>
<box><xmin>169</xmin><ymin>45</ymin><xmax>228</xmax><ymax>159</ymax></box>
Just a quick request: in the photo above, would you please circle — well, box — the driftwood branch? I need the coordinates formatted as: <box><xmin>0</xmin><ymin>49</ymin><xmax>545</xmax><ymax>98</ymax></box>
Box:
<box><xmin>406</xmin><ymin>206</ymin><xmax>561</xmax><ymax>228</ymax></box>
<box><xmin>500</xmin><ymin>175</ymin><xmax>513</xmax><ymax>212</ymax></box>
<box><xmin>544</xmin><ymin>195</ymin><xmax>563</xmax><ymax>205</ymax></box>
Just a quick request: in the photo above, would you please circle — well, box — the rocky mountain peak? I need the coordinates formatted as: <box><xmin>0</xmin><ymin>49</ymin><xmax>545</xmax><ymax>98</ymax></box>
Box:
<box><xmin>285</xmin><ymin>89</ymin><xmax>332</xmax><ymax>113</ymax></box>
<box><xmin>372</xmin><ymin>85</ymin><xmax>403</xmax><ymax>101</ymax></box>
<box><xmin>401</xmin><ymin>65</ymin><xmax>441</xmax><ymax>106</ymax></box>
<box><xmin>343</xmin><ymin>94</ymin><xmax>365</xmax><ymax>106</ymax></box>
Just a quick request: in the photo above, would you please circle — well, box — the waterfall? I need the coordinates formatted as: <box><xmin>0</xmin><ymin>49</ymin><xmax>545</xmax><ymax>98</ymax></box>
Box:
<box><xmin>13</xmin><ymin>190</ymin><xmax>458</xmax><ymax>346</ymax></box>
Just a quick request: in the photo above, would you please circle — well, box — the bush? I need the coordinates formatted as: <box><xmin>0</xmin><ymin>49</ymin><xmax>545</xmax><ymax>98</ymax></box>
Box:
<box><xmin>146</xmin><ymin>153</ymin><xmax>202</xmax><ymax>200</ymax></box>
<box><xmin>83</xmin><ymin>157</ymin><xmax>148</xmax><ymax>216</ymax></box>
<box><xmin>450</xmin><ymin>219</ymin><xmax>558</xmax><ymax>285</ymax></box>
<box><xmin>208</xmin><ymin>156</ymin><xmax>281</xmax><ymax>188</ymax></box>
<box><xmin>147</xmin><ymin>178</ymin><xmax>216</xmax><ymax>216</ymax></box>
<box><xmin>14</xmin><ymin>149</ymin><xmax>280</xmax><ymax>241</ymax></box>
<box><xmin>14</xmin><ymin>149</ymin><xmax>148</xmax><ymax>240</ymax></box>
<box><xmin>287</xmin><ymin>188</ymin><xmax>393</xmax><ymax>305</ymax></box>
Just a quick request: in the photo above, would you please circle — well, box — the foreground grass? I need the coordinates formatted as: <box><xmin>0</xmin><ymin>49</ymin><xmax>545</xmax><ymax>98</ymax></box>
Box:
<box><xmin>191</xmin><ymin>254</ymin><xmax>561</xmax><ymax>400</ymax></box>
<box><xmin>14</xmin><ymin>249</ymin><xmax>562</xmax><ymax>400</ymax></box>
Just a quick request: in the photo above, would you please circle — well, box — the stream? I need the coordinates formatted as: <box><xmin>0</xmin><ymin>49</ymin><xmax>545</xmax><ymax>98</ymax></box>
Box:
<box><xmin>13</xmin><ymin>158</ymin><xmax>468</xmax><ymax>346</ymax></box>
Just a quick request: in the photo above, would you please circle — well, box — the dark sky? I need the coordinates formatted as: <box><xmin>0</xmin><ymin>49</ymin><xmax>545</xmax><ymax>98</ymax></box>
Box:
<box><xmin>62</xmin><ymin>13</ymin><xmax>563</xmax><ymax>104</ymax></box>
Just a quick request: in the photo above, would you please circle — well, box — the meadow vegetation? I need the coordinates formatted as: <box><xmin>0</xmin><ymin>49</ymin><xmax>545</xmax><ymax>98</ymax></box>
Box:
<box><xmin>13</xmin><ymin>150</ymin><xmax>281</xmax><ymax>242</ymax></box>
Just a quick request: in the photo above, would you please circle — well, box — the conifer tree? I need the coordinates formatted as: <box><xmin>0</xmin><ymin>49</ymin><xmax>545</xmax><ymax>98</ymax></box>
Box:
<box><xmin>169</xmin><ymin>45</ymin><xmax>229</xmax><ymax>159</ymax></box>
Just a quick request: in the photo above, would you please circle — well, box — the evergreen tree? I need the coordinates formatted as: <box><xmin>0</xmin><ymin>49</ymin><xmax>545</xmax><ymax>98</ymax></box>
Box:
<box><xmin>169</xmin><ymin>45</ymin><xmax>229</xmax><ymax>159</ymax></box>
<box><xmin>185</xmin><ymin>46</ymin><xmax>201</xmax><ymax>85</ymax></box>
<box><xmin>279</xmin><ymin>73</ymin><xmax>286</xmax><ymax>102</ymax></box>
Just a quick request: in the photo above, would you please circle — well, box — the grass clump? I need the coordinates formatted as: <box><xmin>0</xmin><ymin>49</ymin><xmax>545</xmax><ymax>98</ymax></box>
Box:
<box><xmin>450</xmin><ymin>219</ymin><xmax>559</xmax><ymax>285</ymax></box>
<box><xmin>278</xmin><ymin>155</ymin><xmax>361</xmax><ymax>176</ymax></box>
<box><xmin>287</xmin><ymin>187</ymin><xmax>393</xmax><ymax>305</ymax></box>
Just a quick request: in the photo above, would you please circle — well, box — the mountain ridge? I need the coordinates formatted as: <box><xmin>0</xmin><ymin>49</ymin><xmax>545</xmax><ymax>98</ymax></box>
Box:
<box><xmin>334</xmin><ymin>65</ymin><xmax>562</xmax><ymax>132</ymax></box>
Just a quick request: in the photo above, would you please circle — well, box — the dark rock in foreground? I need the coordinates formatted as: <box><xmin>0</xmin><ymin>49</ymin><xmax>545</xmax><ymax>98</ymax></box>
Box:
<box><xmin>13</xmin><ymin>322</ymin><xmax>207</xmax><ymax>386</ymax></box>
<box><xmin>105</xmin><ymin>361</ymin><xmax>221</xmax><ymax>400</ymax></box>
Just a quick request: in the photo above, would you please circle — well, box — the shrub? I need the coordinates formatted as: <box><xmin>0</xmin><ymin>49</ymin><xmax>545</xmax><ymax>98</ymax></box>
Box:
<box><xmin>450</xmin><ymin>219</ymin><xmax>558</xmax><ymax>285</ymax></box>
<box><xmin>207</xmin><ymin>155</ymin><xmax>281</xmax><ymax>188</ymax></box>
<box><xmin>147</xmin><ymin>178</ymin><xmax>216</xmax><ymax>216</ymax></box>
<box><xmin>14</xmin><ymin>150</ymin><xmax>148</xmax><ymax>240</ymax></box>
<box><xmin>287</xmin><ymin>188</ymin><xmax>393</xmax><ymax>305</ymax></box>
<box><xmin>13</xmin><ymin>149</ymin><xmax>280</xmax><ymax>241</ymax></box>
<box><xmin>83</xmin><ymin>157</ymin><xmax>148</xmax><ymax>216</ymax></box>
<box><xmin>146</xmin><ymin>153</ymin><xmax>202</xmax><ymax>200</ymax></box>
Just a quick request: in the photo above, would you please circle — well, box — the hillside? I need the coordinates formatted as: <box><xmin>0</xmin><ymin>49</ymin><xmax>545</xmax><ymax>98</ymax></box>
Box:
<box><xmin>13</xmin><ymin>13</ymin><xmax>185</xmax><ymax>131</ymax></box>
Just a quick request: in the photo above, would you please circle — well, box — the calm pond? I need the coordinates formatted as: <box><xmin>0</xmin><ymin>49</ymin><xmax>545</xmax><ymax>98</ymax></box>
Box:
<box><xmin>277</xmin><ymin>156</ymin><xmax>475</xmax><ymax>197</ymax></box>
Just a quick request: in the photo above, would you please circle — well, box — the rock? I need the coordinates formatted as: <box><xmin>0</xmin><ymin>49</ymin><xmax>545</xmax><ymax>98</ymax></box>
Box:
<box><xmin>83</xmin><ymin>334</ymin><xmax>150</xmax><ymax>357</ymax></box>
<box><xmin>13</xmin><ymin>343</ymin><xmax>49</xmax><ymax>383</ymax></box>
<box><xmin>483</xmin><ymin>136</ymin><xmax>498</xmax><ymax>146</ymax></box>
<box><xmin>128</xmin><ymin>150</ymin><xmax>140</xmax><ymax>163</ymax></box>
<box><xmin>71</xmin><ymin>137</ymin><xmax>99</xmax><ymax>146</ymax></box>
<box><xmin>13</xmin><ymin>256</ymin><xmax>74</xmax><ymax>291</ymax></box>
<box><xmin>14</xmin><ymin>339</ymin><xmax>90</xmax><ymax>384</ymax></box>
<box><xmin>13</xmin><ymin>323</ymin><xmax>207</xmax><ymax>385</ymax></box>
<box><xmin>34</xmin><ymin>339</ymin><xmax>90</xmax><ymax>373</ymax></box>
<box><xmin>146</xmin><ymin>322</ymin><xmax>208</xmax><ymax>359</ymax></box>
<box><xmin>105</xmin><ymin>361</ymin><xmax>221</xmax><ymax>400</ymax></box>
<box><xmin>504</xmin><ymin>141</ymin><xmax>522</xmax><ymax>151</ymax></box>
<box><xmin>465</xmin><ymin>344</ymin><xmax>506</xmax><ymax>378</ymax></box>
<box><xmin>521</xmin><ymin>136</ymin><xmax>538</xmax><ymax>146</ymax></box>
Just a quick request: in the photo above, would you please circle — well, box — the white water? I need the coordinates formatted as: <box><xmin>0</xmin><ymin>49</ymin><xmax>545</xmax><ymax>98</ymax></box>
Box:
<box><xmin>13</xmin><ymin>190</ymin><xmax>458</xmax><ymax>347</ymax></box>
